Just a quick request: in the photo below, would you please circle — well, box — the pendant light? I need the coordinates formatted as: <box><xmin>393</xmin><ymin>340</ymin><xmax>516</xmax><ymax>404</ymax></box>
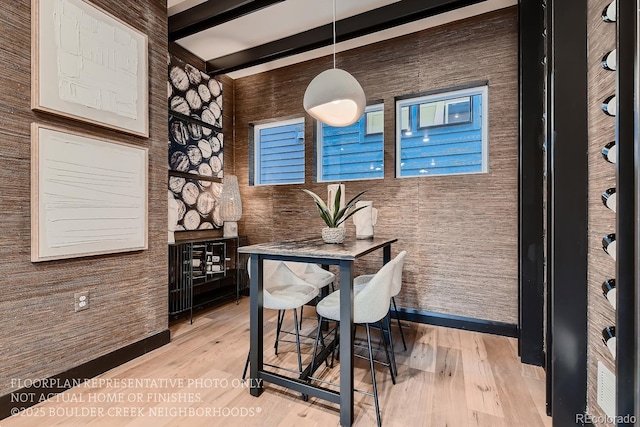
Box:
<box><xmin>303</xmin><ymin>0</ymin><xmax>366</xmax><ymax>127</ymax></box>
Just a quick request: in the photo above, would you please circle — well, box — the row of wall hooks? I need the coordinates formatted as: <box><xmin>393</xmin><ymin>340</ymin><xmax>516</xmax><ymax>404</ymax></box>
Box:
<box><xmin>600</xmin><ymin>0</ymin><xmax>617</xmax><ymax>363</ymax></box>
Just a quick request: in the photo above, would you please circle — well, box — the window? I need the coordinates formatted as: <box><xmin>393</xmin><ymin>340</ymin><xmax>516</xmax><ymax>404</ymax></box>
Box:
<box><xmin>317</xmin><ymin>104</ymin><xmax>384</xmax><ymax>182</ymax></box>
<box><xmin>399</xmin><ymin>106</ymin><xmax>411</xmax><ymax>132</ymax></box>
<box><xmin>418</xmin><ymin>97</ymin><xmax>472</xmax><ymax>127</ymax></box>
<box><xmin>396</xmin><ymin>86</ymin><xmax>488</xmax><ymax>178</ymax></box>
<box><xmin>253</xmin><ymin>118</ymin><xmax>305</xmax><ymax>185</ymax></box>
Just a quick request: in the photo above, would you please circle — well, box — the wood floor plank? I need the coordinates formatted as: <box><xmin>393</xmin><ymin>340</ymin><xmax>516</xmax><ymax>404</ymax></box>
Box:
<box><xmin>482</xmin><ymin>334</ymin><xmax>550</xmax><ymax>427</ymax></box>
<box><xmin>520</xmin><ymin>361</ymin><xmax>546</xmax><ymax>381</ymax></box>
<box><xmin>436</xmin><ymin>325</ymin><xmax>462</xmax><ymax>350</ymax></box>
<box><xmin>459</xmin><ymin>329</ymin><xmax>505</xmax><ymax>418</ymax></box>
<box><xmin>430</xmin><ymin>346</ymin><xmax>468</xmax><ymax>427</ymax></box>
<box><xmin>379</xmin><ymin>366</ymin><xmax>434</xmax><ymax>426</ymax></box>
<box><xmin>467</xmin><ymin>410</ymin><xmax>510</xmax><ymax>427</ymax></box>
<box><xmin>395</xmin><ymin>323</ymin><xmax>436</xmax><ymax>373</ymax></box>
<box><xmin>2</xmin><ymin>299</ymin><xmax>550</xmax><ymax>427</ymax></box>
<box><xmin>524</xmin><ymin>376</ymin><xmax>552</xmax><ymax>427</ymax></box>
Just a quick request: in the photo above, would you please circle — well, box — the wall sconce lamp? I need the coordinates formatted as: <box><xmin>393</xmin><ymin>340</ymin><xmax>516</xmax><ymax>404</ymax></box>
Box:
<box><xmin>220</xmin><ymin>175</ymin><xmax>242</xmax><ymax>237</ymax></box>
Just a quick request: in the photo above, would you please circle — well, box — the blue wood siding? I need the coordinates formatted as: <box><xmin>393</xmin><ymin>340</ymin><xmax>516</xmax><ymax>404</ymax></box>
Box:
<box><xmin>258</xmin><ymin>122</ymin><xmax>304</xmax><ymax>184</ymax></box>
<box><xmin>320</xmin><ymin>107</ymin><xmax>384</xmax><ymax>182</ymax></box>
<box><xmin>399</xmin><ymin>93</ymin><xmax>485</xmax><ymax>177</ymax></box>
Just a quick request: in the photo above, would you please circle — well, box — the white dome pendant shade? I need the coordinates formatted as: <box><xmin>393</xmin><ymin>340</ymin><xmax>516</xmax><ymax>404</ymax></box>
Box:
<box><xmin>303</xmin><ymin>0</ymin><xmax>366</xmax><ymax>127</ymax></box>
<box><xmin>303</xmin><ymin>68</ymin><xmax>366</xmax><ymax>127</ymax></box>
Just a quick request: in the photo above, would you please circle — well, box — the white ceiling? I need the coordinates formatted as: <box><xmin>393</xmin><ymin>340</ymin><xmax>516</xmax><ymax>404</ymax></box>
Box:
<box><xmin>167</xmin><ymin>0</ymin><xmax>207</xmax><ymax>15</ymax></box>
<box><xmin>169</xmin><ymin>0</ymin><xmax>517</xmax><ymax>79</ymax></box>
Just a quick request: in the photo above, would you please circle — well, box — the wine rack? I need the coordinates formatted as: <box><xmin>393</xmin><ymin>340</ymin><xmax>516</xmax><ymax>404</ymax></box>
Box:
<box><xmin>599</xmin><ymin>0</ymin><xmax>616</xmax><ymax>366</ymax></box>
<box><xmin>191</xmin><ymin>242</ymin><xmax>225</xmax><ymax>283</ymax></box>
<box><xmin>601</xmin><ymin>188</ymin><xmax>616</xmax><ymax>212</ymax></box>
<box><xmin>168</xmin><ymin>236</ymin><xmax>248</xmax><ymax>323</ymax></box>
<box><xmin>581</xmin><ymin>0</ymin><xmax>621</xmax><ymax>423</ymax></box>
<box><xmin>601</xmin><ymin>279</ymin><xmax>616</xmax><ymax>309</ymax></box>
<box><xmin>601</xmin><ymin>95</ymin><xmax>617</xmax><ymax>116</ymax></box>
<box><xmin>602</xmin><ymin>233</ymin><xmax>617</xmax><ymax>261</ymax></box>
<box><xmin>602</xmin><ymin>326</ymin><xmax>616</xmax><ymax>359</ymax></box>
<box><xmin>601</xmin><ymin>141</ymin><xmax>616</xmax><ymax>164</ymax></box>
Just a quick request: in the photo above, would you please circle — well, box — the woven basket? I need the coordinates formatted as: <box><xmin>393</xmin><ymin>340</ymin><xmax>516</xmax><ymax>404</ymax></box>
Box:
<box><xmin>322</xmin><ymin>227</ymin><xmax>346</xmax><ymax>244</ymax></box>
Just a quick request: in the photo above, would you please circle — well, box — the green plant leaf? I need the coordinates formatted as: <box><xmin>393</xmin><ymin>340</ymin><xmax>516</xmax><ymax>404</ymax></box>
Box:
<box><xmin>303</xmin><ymin>189</ymin><xmax>330</xmax><ymax>213</ymax></box>
<box><xmin>303</xmin><ymin>189</ymin><xmax>334</xmax><ymax>227</ymax></box>
<box><xmin>344</xmin><ymin>189</ymin><xmax>368</xmax><ymax>210</ymax></box>
<box><xmin>315</xmin><ymin>202</ymin><xmax>334</xmax><ymax>227</ymax></box>
<box><xmin>304</xmin><ymin>188</ymin><xmax>369</xmax><ymax>228</ymax></box>
<box><xmin>336</xmin><ymin>205</ymin><xmax>368</xmax><ymax>226</ymax></box>
<box><xmin>333</xmin><ymin>185</ymin><xmax>341</xmax><ymax>220</ymax></box>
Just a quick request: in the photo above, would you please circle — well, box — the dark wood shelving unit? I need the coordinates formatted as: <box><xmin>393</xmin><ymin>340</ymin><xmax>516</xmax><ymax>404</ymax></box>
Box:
<box><xmin>169</xmin><ymin>235</ymin><xmax>248</xmax><ymax>323</ymax></box>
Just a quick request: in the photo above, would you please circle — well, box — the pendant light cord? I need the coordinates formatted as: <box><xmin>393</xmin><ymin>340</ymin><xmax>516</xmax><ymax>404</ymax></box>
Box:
<box><xmin>333</xmin><ymin>0</ymin><xmax>336</xmax><ymax>69</ymax></box>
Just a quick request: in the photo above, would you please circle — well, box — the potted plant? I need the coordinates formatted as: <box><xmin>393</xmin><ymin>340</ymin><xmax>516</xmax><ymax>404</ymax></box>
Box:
<box><xmin>303</xmin><ymin>187</ymin><xmax>368</xmax><ymax>244</ymax></box>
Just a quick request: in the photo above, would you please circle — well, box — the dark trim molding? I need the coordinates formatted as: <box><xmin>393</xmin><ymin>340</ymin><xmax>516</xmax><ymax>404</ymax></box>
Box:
<box><xmin>169</xmin><ymin>0</ymin><xmax>285</xmax><ymax>42</ymax></box>
<box><xmin>205</xmin><ymin>0</ymin><xmax>486</xmax><ymax>75</ymax></box>
<box><xmin>548</xmin><ymin>0</ymin><xmax>588</xmax><ymax>425</ymax></box>
<box><xmin>168</xmin><ymin>42</ymin><xmax>206</xmax><ymax>69</ymax></box>
<box><xmin>615</xmin><ymin>0</ymin><xmax>637</xmax><ymax>424</ymax></box>
<box><xmin>169</xmin><ymin>111</ymin><xmax>223</xmax><ymax>133</ymax></box>
<box><xmin>544</xmin><ymin>0</ymin><xmax>553</xmax><ymax>415</ymax></box>
<box><xmin>635</xmin><ymin>0</ymin><xmax>640</xmax><ymax>420</ymax></box>
<box><xmin>0</xmin><ymin>330</ymin><xmax>170</xmax><ymax>421</ymax></box>
<box><xmin>394</xmin><ymin>80</ymin><xmax>489</xmax><ymax>101</ymax></box>
<box><xmin>396</xmin><ymin>308</ymin><xmax>518</xmax><ymax>338</ymax></box>
<box><xmin>517</xmin><ymin>0</ymin><xmax>545</xmax><ymax>367</ymax></box>
<box><xmin>169</xmin><ymin>170</ymin><xmax>223</xmax><ymax>183</ymax></box>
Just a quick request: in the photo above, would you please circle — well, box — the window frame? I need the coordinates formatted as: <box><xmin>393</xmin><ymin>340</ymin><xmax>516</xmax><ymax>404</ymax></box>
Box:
<box><xmin>395</xmin><ymin>85</ymin><xmax>489</xmax><ymax>178</ymax></box>
<box><xmin>253</xmin><ymin>117</ymin><xmax>305</xmax><ymax>186</ymax></box>
<box><xmin>316</xmin><ymin>103</ymin><xmax>385</xmax><ymax>183</ymax></box>
<box><xmin>417</xmin><ymin>96</ymin><xmax>473</xmax><ymax>129</ymax></box>
<box><xmin>400</xmin><ymin>105</ymin><xmax>411</xmax><ymax>132</ymax></box>
<box><xmin>365</xmin><ymin>109</ymin><xmax>384</xmax><ymax>135</ymax></box>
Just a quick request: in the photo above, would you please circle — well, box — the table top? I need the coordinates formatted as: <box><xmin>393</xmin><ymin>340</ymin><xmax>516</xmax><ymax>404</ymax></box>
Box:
<box><xmin>238</xmin><ymin>236</ymin><xmax>397</xmax><ymax>260</ymax></box>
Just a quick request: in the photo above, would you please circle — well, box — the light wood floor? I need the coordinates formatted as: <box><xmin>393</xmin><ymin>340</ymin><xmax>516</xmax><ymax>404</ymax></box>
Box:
<box><xmin>3</xmin><ymin>299</ymin><xmax>551</xmax><ymax>427</ymax></box>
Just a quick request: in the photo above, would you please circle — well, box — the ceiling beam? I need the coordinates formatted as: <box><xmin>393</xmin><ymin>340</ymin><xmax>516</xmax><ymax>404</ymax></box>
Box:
<box><xmin>169</xmin><ymin>0</ymin><xmax>285</xmax><ymax>41</ymax></box>
<box><xmin>205</xmin><ymin>0</ymin><xmax>486</xmax><ymax>75</ymax></box>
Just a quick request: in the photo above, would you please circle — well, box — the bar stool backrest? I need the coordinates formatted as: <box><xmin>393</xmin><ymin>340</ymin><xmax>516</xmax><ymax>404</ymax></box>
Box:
<box><xmin>354</xmin><ymin>259</ymin><xmax>396</xmax><ymax>324</ymax></box>
<box><xmin>390</xmin><ymin>251</ymin><xmax>407</xmax><ymax>297</ymax></box>
<box><xmin>246</xmin><ymin>258</ymin><xmax>318</xmax><ymax>310</ymax></box>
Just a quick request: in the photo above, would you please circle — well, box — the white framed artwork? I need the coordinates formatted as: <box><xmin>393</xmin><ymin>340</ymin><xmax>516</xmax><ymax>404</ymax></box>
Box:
<box><xmin>31</xmin><ymin>123</ymin><xmax>148</xmax><ymax>262</ymax></box>
<box><xmin>32</xmin><ymin>0</ymin><xmax>149</xmax><ymax>137</ymax></box>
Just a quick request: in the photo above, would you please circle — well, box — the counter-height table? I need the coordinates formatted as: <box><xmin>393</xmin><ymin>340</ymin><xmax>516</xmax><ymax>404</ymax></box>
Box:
<box><xmin>238</xmin><ymin>236</ymin><xmax>397</xmax><ymax>427</ymax></box>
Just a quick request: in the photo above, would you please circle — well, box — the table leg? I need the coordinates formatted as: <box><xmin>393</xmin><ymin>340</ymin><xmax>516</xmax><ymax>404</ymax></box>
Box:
<box><xmin>381</xmin><ymin>244</ymin><xmax>392</xmax><ymax>345</ymax></box>
<box><xmin>249</xmin><ymin>254</ymin><xmax>264</xmax><ymax>397</ymax></box>
<box><xmin>320</xmin><ymin>264</ymin><xmax>331</xmax><ymax>331</ymax></box>
<box><xmin>339</xmin><ymin>260</ymin><xmax>354</xmax><ymax>427</ymax></box>
<box><xmin>383</xmin><ymin>244</ymin><xmax>391</xmax><ymax>265</ymax></box>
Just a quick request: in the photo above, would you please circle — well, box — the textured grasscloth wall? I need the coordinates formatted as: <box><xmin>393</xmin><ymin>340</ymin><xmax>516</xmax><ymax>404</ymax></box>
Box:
<box><xmin>233</xmin><ymin>8</ymin><xmax>518</xmax><ymax>324</ymax></box>
<box><xmin>586</xmin><ymin>0</ymin><xmax>617</xmax><ymax>424</ymax></box>
<box><xmin>219</xmin><ymin>75</ymin><xmax>234</xmax><ymax>178</ymax></box>
<box><xmin>0</xmin><ymin>0</ymin><xmax>168</xmax><ymax>396</ymax></box>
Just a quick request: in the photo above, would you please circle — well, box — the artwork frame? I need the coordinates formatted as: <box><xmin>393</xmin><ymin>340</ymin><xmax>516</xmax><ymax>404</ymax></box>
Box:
<box><xmin>168</xmin><ymin>54</ymin><xmax>223</xmax><ymax>129</ymax></box>
<box><xmin>168</xmin><ymin>176</ymin><xmax>223</xmax><ymax>232</ymax></box>
<box><xmin>31</xmin><ymin>0</ymin><xmax>149</xmax><ymax>137</ymax></box>
<box><xmin>168</xmin><ymin>113</ymin><xmax>223</xmax><ymax>179</ymax></box>
<box><xmin>31</xmin><ymin>123</ymin><xmax>148</xmax><ymax>262</ymax></box>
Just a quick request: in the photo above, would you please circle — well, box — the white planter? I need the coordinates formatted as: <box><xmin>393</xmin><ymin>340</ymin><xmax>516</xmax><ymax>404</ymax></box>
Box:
<box><xmin>322</xmin><ymin>227</ymin><xmax>346</xmax><ymax>244</ymax></box>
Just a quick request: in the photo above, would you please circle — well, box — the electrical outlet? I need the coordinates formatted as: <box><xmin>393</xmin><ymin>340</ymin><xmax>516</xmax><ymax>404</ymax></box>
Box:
<box><xmin>74</xmin><ymin>291</ymin><xmax>90</xmax><ymax>312</ymax></box>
